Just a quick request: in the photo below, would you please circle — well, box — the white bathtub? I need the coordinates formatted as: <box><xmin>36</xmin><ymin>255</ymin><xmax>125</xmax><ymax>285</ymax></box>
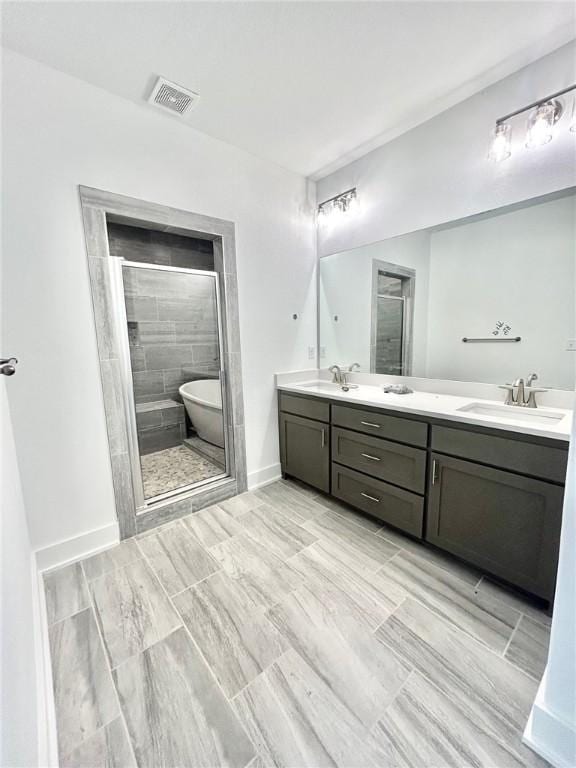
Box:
<box><xmin>179</xmin><ymin>379</ymin><xmax>225</xmax><ymax>448</ymax></box>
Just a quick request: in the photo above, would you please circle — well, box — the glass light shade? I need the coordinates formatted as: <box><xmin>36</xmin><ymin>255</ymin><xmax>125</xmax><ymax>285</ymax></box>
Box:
<box><xmin>488</xmin><ymin>122</ymin><xmax>511</xmax><ymax>162</ymax></box>
<box><xmin>526</xmin><ymin>102</ymin><xmax>557</xmax><ymax>147</ymax></box>
<box><xmin>570</xmin><ymin>96</ymin><xmax>576</xmax><ymax>133</ymax></box>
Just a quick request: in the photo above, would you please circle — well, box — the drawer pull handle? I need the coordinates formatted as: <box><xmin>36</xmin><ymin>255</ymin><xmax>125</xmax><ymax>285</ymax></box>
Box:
<box><xmin>361</xmin><ymin>453</ymin><xmax>381</xmax><ymax>462</ymax></box>
<box><xmin>360</xmin><ymin>492</ymin><xmax>381</xmax><ymax>503</ymax></box>
<box><xmin>360</xmin><ymin>421</ymin><xmax>381</xmax><ymax>428</ymax></box>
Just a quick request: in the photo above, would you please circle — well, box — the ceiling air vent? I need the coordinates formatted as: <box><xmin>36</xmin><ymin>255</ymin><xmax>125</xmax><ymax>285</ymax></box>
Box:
<box><xmin>147</xmin><ymin>76</ymin><xmax>199</xmax><ymax>116</ymax></box>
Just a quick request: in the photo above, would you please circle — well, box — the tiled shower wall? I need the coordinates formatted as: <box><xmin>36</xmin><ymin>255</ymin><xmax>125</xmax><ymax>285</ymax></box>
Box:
<box><xmin>108</xmin><ymin>223</ymin><xmax>220</xmax><ymax>405</ymax></box>
<box><xmin>124</xmin><ymin>270</ymin><xmax>220</xmax><ymax>404</ymax></box>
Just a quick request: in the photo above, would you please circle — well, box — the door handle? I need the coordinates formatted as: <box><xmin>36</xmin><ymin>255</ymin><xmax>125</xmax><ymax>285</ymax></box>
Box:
<box><xmin>360</xmin><ymin>491</ymin><xmax>380</xmax><ymax>503</ymax></box>
<box><xmin>0</xmin><ymin>357</ymin><xmax>18</xmax><ymax>376</ymax></box>
<box><xmin>321</xmin><ymin>429</ymin><xmax>325</xmax><ymax>448</ymax></box>
<box><xmin>431</xmin><ymin>459</ymin><xmax>439</xmax><ymax>485</ymax></box>
<box><xmin>361</xmin><ymin>453</ymin><xmax>381</xmax><ymax>462</ymax></box>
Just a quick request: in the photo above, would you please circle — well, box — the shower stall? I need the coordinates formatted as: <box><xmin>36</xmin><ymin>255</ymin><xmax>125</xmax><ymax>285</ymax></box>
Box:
<box><xmin>80</xmin><ymin>187</ymin><xmax>246</xmax><ymax>538</ymax></box>
<box><xmin>114</xmin><ymin>261</ymin><xmax>227</xmax><ymax>506</ymax></box>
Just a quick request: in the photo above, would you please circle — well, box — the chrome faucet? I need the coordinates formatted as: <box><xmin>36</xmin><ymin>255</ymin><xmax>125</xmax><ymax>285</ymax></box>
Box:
<box><xmin>329</xmin><ymin>364</ymin><xmax>342</xmax><ymax>384</ymax></box>
<box><xmin>513</xmin><ymin>377</ymin><xmax>525</xmax><ymax>406</ymax></box>
<box><xmin>341</xmin><ymin>362</ymin><xmax>360</xmax><ymax>387</ymax></box>
<box><xmin>499</xmin><ymin>373</ymin><xmax>547</xmax><ymax>408</ymax></box>
<box><xmin>329</xmin><ymin>363</ymin><xmax>360</xmax><ymax>389</ymax></box>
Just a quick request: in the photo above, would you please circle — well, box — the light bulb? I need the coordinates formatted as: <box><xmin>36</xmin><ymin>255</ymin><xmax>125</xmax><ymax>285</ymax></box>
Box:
<box><xmin>488</xmin><ymin>122</ymin><xmax>511</xmax><ymax>162</ymax></box>
<box><xmin>526</xmin><ymin>102</ymin><xmax>558</xmax><ymax>148</ymax></box>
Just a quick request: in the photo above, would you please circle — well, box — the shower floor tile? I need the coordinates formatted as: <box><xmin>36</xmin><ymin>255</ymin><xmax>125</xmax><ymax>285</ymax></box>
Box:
<box><xmin>141</xmin><ymin>444</ymin><xmax>223</xmax><ymax>499</ymax></box>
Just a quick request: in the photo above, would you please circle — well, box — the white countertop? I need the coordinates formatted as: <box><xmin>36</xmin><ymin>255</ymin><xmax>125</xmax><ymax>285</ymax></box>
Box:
<box><xmin>278</xmin><ymin>380</ymin><xmax>572</xmax><ymax>442</ymax></box>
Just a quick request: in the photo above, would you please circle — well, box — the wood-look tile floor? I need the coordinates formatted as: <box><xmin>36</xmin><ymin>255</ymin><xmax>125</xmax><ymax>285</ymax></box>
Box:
<box><xmin>44</xmin><ymin>479</ymin><xmax>552</xmax><ymax>768</ymax></box>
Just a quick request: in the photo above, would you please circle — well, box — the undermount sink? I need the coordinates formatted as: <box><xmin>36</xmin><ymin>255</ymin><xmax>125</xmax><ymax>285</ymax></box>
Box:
<box><xmin>457</xmin><ymin>402</ymin><xmax>565</xmax><ymax>426</ymax></box>
<box><xmin>297</xmin><ymin>381</ymin><xmax>346</xmax><ymax>392</ymax></box>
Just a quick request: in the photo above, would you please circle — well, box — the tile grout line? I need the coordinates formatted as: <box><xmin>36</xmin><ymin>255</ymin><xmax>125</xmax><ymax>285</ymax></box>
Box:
<box><xmin>44</xmin><ymin>584</ymin><xmax>93</xmax><ymax>628</ymax></box>
<box><xmin>272</xmin><ymin>483</ymin><xmax>549</xmax><ymax>669</ymax></box>
<box><xmin>91</xmin><ymin>546</ymin><xmax>185</xmax><ymax>672</ymax></box>
<box><xmin>473</xmin><ymin>574</ymin><xmax>485</xmax><ymax>591</ymax></box>
<box><xmin>369</xmin><ymin>667</ymin><xmax>416</xmax><ymax>737</ymax></box>
<box><xmin>371</xmin><ymin>554</ymin><xmax>517</xmax><ymax>657</ymax></box>
<box><xmin>229</xmin><ymin>648</ymin><xmax>293</xmax><ymax>703</ymax></box>
<box><xmin>382</xmin><ymin>589</ymin><xmax>544</xmax><ymax>686</ymax></box>
<box><xmin>134</xmin><ymin>531</ymin><xmax>263</xmax><ymax>761</ymax></box>
<box><xmin>371</xmin><ymin>597</ymin><xmax>408</xmax><ymax>635</ymax></box>
<box><xmin>501</xmin><ymin>613</ymin><xmax>523</xmax><ymax>659</ymax></box>
<box><xmin>166</xmin><ymin>564</ymin><xmax>224</xmax><ymax>600</ymax></box>
<box><xmin>79</xmin><ymin>560</ymin><xmax>139</xmax><ymax>768</ymax></box>
<box><xmin>373</xmin><ymin>631</ymin><xmax>535</xmax><ymax>768</ymax></box>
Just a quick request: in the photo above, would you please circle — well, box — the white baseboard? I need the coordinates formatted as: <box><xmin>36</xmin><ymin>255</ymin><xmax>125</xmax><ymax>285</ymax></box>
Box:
<box><xmin>31</xmin><ymin>557</ymin><xmax>58</xmax><ymax>767</ymax></box>
<box><xmin>247</xmin><ymin>463</ymin><xmax>282</xmax><ymax>490</ymax></box>
<box><xmin>523</xmin><ymin>671</ymin><xmax>576</xmax><ymax>768</ymax></box>
<box><xmin>35</xmin><ymin>521</ymin><xmax>119</xmax><ymax>573</ymax></box>
<box><xmin>32</xmin><ymin>521</ymin><xmax>120</xmax><ymax>765</ymax></box>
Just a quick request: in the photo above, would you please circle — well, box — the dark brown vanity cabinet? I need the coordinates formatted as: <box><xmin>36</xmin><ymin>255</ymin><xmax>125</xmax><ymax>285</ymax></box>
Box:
<box><xmin>278</xmin><ymin>389</ymin><xmax>567</xmax><ymax>602</ymax></box>
<box><xmin>427</xmin><ymin>453</ymin><xmax>564</xmax><ymax>600</ymax></box>
<box><xmin>279</xmin><ymin>395</ymin><xmax>330</xmax><ymax>493</ymax></box>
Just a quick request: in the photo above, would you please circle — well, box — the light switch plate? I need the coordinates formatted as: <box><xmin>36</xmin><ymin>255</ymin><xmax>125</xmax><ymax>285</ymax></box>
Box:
<box><xmin>566</xmin><ymin>339</ymin><xmax>576</xmax><ymax>351</ymax></box>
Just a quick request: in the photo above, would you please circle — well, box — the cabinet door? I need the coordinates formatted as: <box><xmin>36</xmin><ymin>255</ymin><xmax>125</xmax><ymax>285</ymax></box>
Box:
<box><xmin>279</xmin><ymin>413</ymin><xmax>329</xmax><ymax>493</ymax></box>
<box><xmin>427</xmin><ymin>453</ymin><xmax>563</xmax><ymax>600</ymax></box>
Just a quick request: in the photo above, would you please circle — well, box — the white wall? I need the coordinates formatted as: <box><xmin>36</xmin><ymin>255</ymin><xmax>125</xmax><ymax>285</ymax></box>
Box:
<box><xmin>0</xmin><ymin>365</ymin><xmax>38</xmax><ymax>765</ymax></box>
<box><xmin>317</xmin><ymin>41</ymin><xmax>576</xmax><ymax>257</ymax></box>
<box><xmin>426</xmin><ymin>195</ymin><xmax>575</xmax><ymax>388</ymax></box>
<box><xmin>319</xmin><ymin>230</ymin><xmax>430</xmax><ymax>373</ymax></box>
<box><xmin>1</xmin><ymin>49</ymin><xmax>316</xmax><ymax>553</ymax></box>
<box><xmin>319</xmin><ymin>248</ymin><xmax>372</xmax><ymax>370</ymax></box>
<box><xmin>524</xmin><ymin>409</ymin><xmax>576</xmax><ymax>768</ymax></box>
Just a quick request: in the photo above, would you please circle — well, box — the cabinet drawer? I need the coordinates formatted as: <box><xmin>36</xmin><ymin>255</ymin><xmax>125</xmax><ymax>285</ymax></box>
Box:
<box><xmin>332</xmin><ymin>464</ymin><xmax>424</xmax><ymax>538</ymax></box>
<box><xmin>427</xmin><ymin>453</ymin><xmax>563</xmax><ymax>600</ymax></box>
<box><xmin>431</xmin><ymin>426</ymin><xmax>568</xmax><ymax>484</ymax></box>
<box><xmin>332</xmin><ymin>404</ymin><xmax>427</xmax><ymax>447</ymax></box>
<box><xmin>332</xmin><ymin>427</ymin><xmax>426</xmax><ymax>493</ymax></box>
<box><xmin>279</xmin><ymin>392</ymin><xmax>329</xmax><ymax>423</ymax></box>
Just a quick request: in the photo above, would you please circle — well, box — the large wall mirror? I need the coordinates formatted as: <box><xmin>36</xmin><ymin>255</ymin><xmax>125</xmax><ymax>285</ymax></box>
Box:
<box><xmin>319</xmin><ymin>188</ymin><xmax>576</xmax><ymax>390</ymax></box>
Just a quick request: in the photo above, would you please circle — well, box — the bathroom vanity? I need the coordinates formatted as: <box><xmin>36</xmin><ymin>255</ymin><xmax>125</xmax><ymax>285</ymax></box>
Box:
<box><xmin>278</xmin><ymin>383</ymin><xmax>570</xmax><ymax>603</ymax></box>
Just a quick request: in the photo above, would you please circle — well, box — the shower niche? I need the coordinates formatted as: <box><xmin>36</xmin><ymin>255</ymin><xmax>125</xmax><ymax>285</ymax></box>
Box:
<box><xmin>81</xmin><ymin>188</ymin><xmax>246</xmax><ymax>538</ymax></box>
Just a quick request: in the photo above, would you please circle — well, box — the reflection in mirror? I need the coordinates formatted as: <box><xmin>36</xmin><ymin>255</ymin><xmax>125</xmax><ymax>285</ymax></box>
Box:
<box><xmin>371</xmin><ymin>261</ymin><xmax>415</xmax><ymax>375</ymax></box>
<box><xmin>320</xmin><ymin>188</ymin><xmax>576</xmax><ymax>390</ymax></box>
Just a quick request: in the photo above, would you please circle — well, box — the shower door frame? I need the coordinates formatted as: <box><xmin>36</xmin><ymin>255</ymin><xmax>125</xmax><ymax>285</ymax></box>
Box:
<box><xmin>111</xmin><ymin>260</ymin><xmax>229</xmax><ymax>511</ymax></box>
<box><xmin>80</xmin><ymin>186</ymin><xmax>247</xmax><ymax>538</ymax></box>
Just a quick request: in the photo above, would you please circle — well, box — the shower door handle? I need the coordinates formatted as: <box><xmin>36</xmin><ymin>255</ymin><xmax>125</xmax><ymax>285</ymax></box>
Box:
<box><xmin>0</xmin><ymin>357</ymin><xmax>18</xmax><ymax>376</ymax></box>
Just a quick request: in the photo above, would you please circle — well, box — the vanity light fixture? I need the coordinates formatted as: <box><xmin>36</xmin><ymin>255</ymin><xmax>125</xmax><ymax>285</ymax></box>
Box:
<box><xmin>318</xmin><ymin>188</ymin><xmax>357</xmax><ymax>219</ymax></box>
<box><xmin>525</xmin><ymin>101</ymin><xmax>562</xmax><ymax>148</ymax></box>
<box><xmin>488</xmin><ymin>122</ymin><xmax>511</xmax><ymax>162</ymax></box>
<box><xmin>489</xmin><ymin>83</ymin><xmax>576</xmax><ymax>162</ymax></box>
<box><xmin>570</xmin><ymin>95</ymin><xmax>576</xmax><ymax>133</ymax></box>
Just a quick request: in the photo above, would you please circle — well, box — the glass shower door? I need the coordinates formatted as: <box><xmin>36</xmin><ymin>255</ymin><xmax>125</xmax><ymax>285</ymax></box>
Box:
<box><xmin>375</xmin><ymin>295</ymin><xmax>405</xmax><ymax>374</ymax></box>
<box><xmin>117</xmin><ymin>261</ymin><xmax>227</xmax><ymax>507</ymax></box>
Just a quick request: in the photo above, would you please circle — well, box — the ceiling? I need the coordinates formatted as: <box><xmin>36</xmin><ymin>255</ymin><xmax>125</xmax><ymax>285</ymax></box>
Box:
<box><xmin>2</xmin><ymin>1</ymin><xmax>575</xmax><ymax>179</ymax></box>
